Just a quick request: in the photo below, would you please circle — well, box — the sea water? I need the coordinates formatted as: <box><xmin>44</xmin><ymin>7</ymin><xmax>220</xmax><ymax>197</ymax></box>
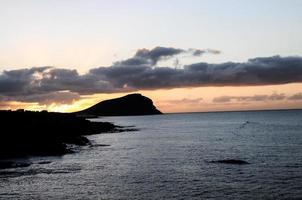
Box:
<box><xmin>1</xmin><ymin>110</ymin><xmax>302</xmax><ymax>199</ymax></box>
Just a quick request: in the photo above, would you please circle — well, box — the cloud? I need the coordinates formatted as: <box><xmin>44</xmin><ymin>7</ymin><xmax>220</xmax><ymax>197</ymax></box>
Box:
<box><xmin>90</xmin><ymin>55</ymin><xmax>302</xmax><ymax>91</ymax></box>
<box><xmin>0</xmin><ymin>91</ymin><xmax>80</xmax><ymax>106</ymax></box>
<box><xmin>212</xmin><ymin>96</ymin><xmax>235</xmax><ymax>103</ymax></box>
<box><xmin>114</xmin><ymin>46</ymin><xmax>220</xmax><ymax>66</ymax></box>
<box><xmin>114</xmin><ymin>47</ymin><xmax>185</xmax><ymax>66</ymax></box>
<box><xmin>162</xmin><ymin>98</ymin><xmax>204</xmax><ymax>105</ymax></box>
<box><xmin>191</xmin><ymin>49</ymin><xmax>221</xmax><ymax>56</ymax></box>
<box><xmin>268</xmin><ymin>93</ymin><xmax>286</xmax><ymax>101</ymax></box>
<box><xmin>0</xmin><ymin>46</ymin><xmax>302</xmax><ymax>105</ymax></box>
<box><xmin>0</xmin><ymin>91</ymin><xmax>80</xmax><ymax>105</ymax></box>
<box><xmin>213</xmin><ymin>93</ymin><xmax>286</xmax><ymax>103</ymax></box>
<box><xmin>287</xmin><ymin>93</ymin><xmax>302</xmax><ymax>100</ymax></box>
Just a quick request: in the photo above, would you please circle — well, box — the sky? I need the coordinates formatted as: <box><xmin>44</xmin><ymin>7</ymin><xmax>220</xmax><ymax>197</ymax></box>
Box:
<box><xmin>0</xmin><ymin>0</ymin><xmax>302</xmax><ymax>113</ymax></box>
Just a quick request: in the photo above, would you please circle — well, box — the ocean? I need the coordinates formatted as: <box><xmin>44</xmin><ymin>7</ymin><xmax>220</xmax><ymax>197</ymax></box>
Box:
<box><xmin>1</xmin><ymin>110</ymin><xmax>302</xmax><ymax>199</ymax></box>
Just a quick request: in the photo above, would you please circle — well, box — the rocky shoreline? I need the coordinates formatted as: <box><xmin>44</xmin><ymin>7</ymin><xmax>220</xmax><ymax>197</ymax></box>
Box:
<box><xmin>0</xmin><ymin>110</ymin><xmax>120</xmax><ymax>160</ymax></box>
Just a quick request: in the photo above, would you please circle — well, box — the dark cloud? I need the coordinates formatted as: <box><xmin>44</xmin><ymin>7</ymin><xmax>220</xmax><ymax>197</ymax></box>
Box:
<box><xmin>115</xmin><ymin>46</ymin><xmax>185</xmax><ymax>66</ymax></box>
<box><xmin>0</xmin><ymin>46</ymin><xmax>302</xmax><ymax>105</ymax></box>
<box><xmin>0</xmin><ymin>67</ymin><xmax>118</xmax><ymax>96</ymax></box>
<box><xmin>0</xmin><ymin>67</ymin><xmax>51</xmax><ymax>95</ymax></box>
<box><xmin>192</xmin><ymin>49</ymin><xmax>206</xmax><ymax>56</ymax></box>
<box><xmin>0</xmin><ymin>91</ymin><xmax>80</xmax><ymax>105</ymax></box>
<box><xmin>213</xmin><ymin>93</ymin><xmax>286</xmax><ymax>103</ymax></box>
<box><xmin>134</xmin><ymin>47</ymin><xmax>184</xmax><ymax>65</ymax></box>
<box><xmin>114</xmin><ymin>46</ymin><xmax>220</xmax><ymax>66</ymax></box>
<box><xmin>287</xmin><ymin>93</ymin><xmax>302</xmax><ymax>100</ymax></box>
<box><xmin>91</xmin><ymin>56</ymin><xmax>302</xmax><ymax>90</ymax></box>
<box><xmin>191</xmin><ymin>49</ymin><xmax>221</xmax><ymax>56</ymax></box>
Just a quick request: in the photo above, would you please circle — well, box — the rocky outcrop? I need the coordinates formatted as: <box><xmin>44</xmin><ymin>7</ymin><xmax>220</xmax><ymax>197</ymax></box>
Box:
<box><xmin>0</xmin><ymin>110</ymin><xmax>117</xmax><ymax>159</ymax></box>
<box><xmin>76</xmin><ymin>93</ymin><xmax>162</xmax><ymax>116</ymax></box>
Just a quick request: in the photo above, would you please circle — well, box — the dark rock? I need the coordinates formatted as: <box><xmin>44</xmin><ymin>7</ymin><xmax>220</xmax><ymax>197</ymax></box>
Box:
<box><xmin>75</xmin><ymin>93</ymin><xmax>162</xmax><ymax>116</ymax></box>
<box><xmin>91</xmin><ymin>144</ymin><xmax>111</xmax><ymax>147</ymax></box>
<box><xmin>0</xmin><ymin>110</ymin><xmax>118</xmax><ymax>159</ymax></box>
<box><xmin>37</xmin><ymin>161</ymin><xmax>52</xmax><ymax>165</ymax></box>
<box><xmin>209</xmin><ymin>159</ymin><xmax>249</xmax><ymax>165</ymax></box>
<box><xmin>0</xmin><ymin>161</ymin><xmax>31</xmax><ymax>169</ymax></box>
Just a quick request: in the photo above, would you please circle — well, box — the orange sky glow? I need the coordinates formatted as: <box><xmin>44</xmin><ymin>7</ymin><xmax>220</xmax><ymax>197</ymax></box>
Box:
<box><xmin>2</xmin><ymin>83</ymin><xmax>301</xmax><ymax>113</ymax></box>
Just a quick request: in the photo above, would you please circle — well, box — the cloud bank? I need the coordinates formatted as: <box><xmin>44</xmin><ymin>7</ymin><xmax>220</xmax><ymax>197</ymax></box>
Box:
<box><xmin>212</xmin><ymin>93</ymin><xmax>286</xmax><ymax>103</ymax></box>
<box><xmin>1</xmin><ymin>46</ymin><xmax>302</xmax><ymax>105</ymax></box>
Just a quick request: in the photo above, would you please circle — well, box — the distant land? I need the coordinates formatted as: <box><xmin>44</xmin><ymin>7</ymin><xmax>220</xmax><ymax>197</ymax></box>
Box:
<box><xmin>76</xmin><ymin>93</ymin><xmax>162</xmax><ymax>116</ymax></box>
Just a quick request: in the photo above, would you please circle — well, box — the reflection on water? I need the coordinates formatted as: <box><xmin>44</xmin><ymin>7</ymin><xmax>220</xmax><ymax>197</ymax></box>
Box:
<box><xmin>1</xmin><ymin>110</ymin><xmax>302</xmax><ymax>199</ymax></box>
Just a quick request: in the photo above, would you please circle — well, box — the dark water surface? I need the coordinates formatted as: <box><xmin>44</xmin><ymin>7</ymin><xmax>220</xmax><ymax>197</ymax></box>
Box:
<box><xmin>1</xmin><ymin>110</ymin><xmax>302</xmax><ymax>199</ymax></box>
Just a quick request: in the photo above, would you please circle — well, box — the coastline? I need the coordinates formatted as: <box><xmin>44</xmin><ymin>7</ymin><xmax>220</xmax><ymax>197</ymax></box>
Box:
<box><xmin>0</xmin><ymin>110</ymin><xmax>119</xmax><ymax>164</ymax></box>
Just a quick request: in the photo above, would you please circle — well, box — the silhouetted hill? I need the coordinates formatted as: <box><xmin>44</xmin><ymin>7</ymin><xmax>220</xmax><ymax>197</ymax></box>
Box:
<box><xmin>76</xmin><ymin>93</ymin><xmax>162</xmax><ymax>116</ymax></box>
